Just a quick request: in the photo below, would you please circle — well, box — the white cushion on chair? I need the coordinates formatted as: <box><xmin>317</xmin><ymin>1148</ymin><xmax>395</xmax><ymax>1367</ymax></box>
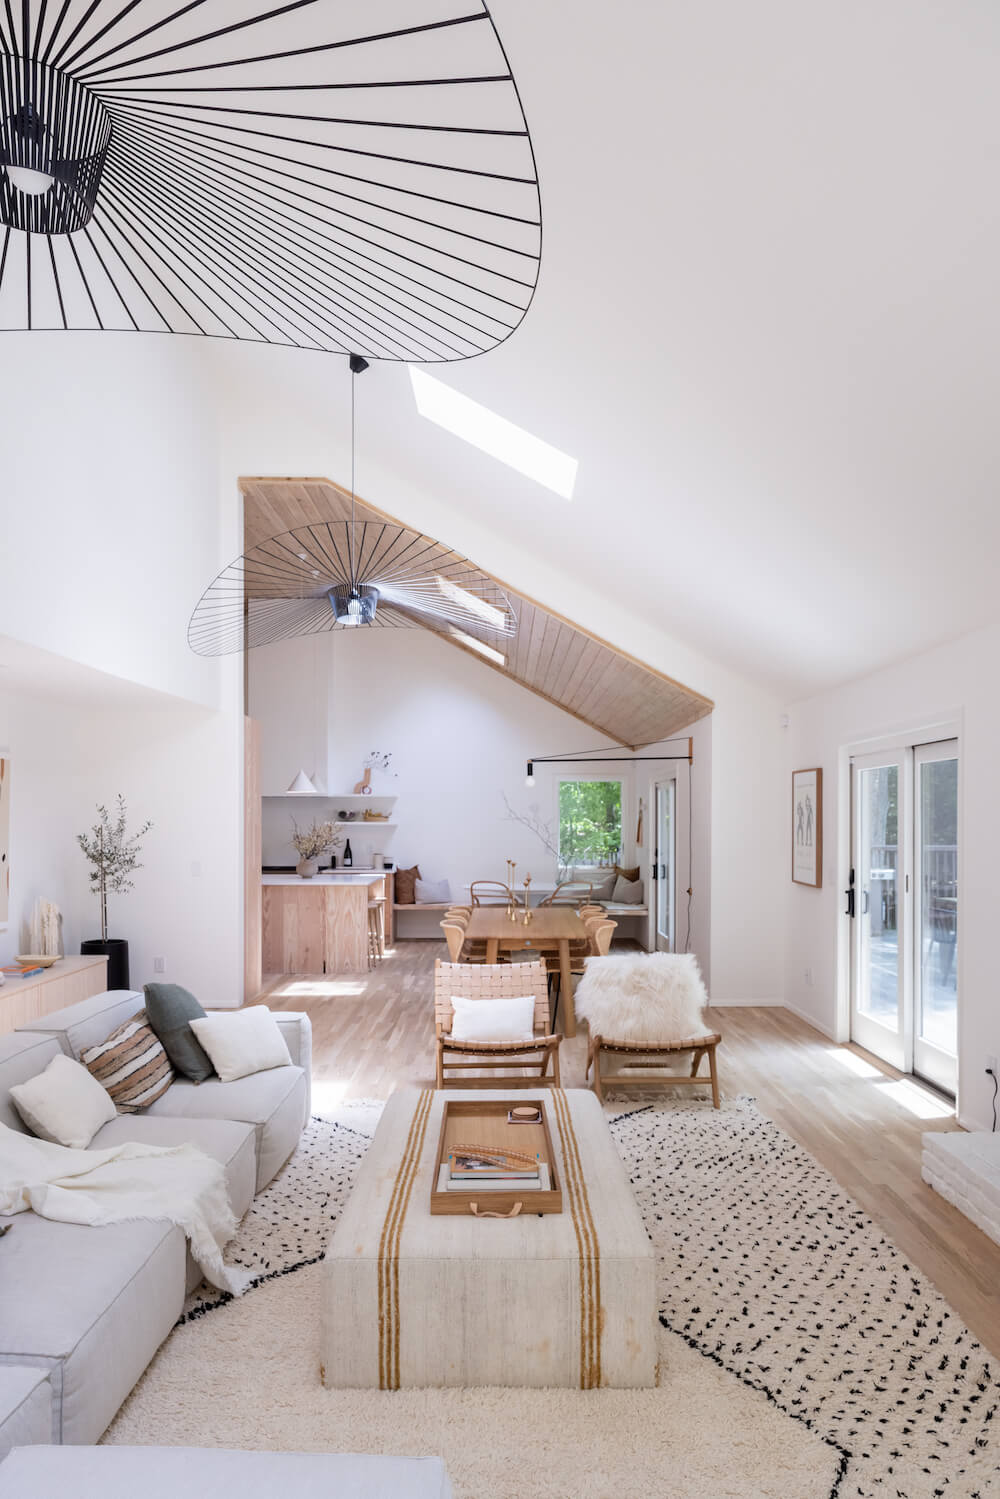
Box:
<box><xmin>574</xmin><ymin>952</ymin><xmax>712</xmax><ymax>1045</ymax></box>
<box><xmin>449</xmin><ymin>995</ymin><xmax>535</xmax><ymax>1043</ymax></box>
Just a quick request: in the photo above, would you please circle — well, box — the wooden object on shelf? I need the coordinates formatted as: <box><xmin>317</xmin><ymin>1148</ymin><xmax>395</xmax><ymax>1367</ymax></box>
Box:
<box><xmin>463</xmin><ymin>906</ymin><xmax>589</xmax><ymax>1038</ymax></box>
<box><xmin>430</xmin><ymin>1097</ymin><xmax>562</xmax><ymax>1216</ymax></box>
<box><xmin>352</xmin><ymin>767</ymin><xmax>372</xmax><ymax>795</ymax></box>
<box><xmin>434</xmin><ymin>959</ymin><xmax>561</xmax><ymax>1090</ymax></box>
<box><xmin>0</xmin><ymin>956</ymin><xmax>109</xmax><ymax>1036</ymax></box>
<box><xmin>586</xmin><ymin>1031</ymin><xmax>722</xmax><ymax>1108</ymax></box>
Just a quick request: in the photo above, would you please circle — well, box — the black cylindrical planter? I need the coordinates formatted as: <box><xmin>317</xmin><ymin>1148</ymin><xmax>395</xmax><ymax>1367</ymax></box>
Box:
<box><xmin>81</xmin><ymin>938</ymin><xmax>130</xmax><ymax>990</ymax></box>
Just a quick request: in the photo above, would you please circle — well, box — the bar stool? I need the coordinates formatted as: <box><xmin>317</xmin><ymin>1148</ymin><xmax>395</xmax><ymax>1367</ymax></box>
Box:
<box><xmin>367</xmin><ymin>897</ymin><xmax>385</xmax><ymax>969</ymax></box>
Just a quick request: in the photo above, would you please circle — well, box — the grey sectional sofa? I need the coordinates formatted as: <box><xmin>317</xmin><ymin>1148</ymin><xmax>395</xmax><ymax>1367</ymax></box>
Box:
<box><xmin>0</xmin><ymin>992</ymin><xmax>312</xmax><ymax>1450</ymax></box>
<box><xmin>0</xmin><ymin>1447</ymin><xmax>454</xmax><ymax>1498</ymax></box>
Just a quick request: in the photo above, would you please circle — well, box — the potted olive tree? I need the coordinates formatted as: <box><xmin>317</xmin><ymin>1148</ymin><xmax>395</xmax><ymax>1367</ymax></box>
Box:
<box><xmin>77</xmin><ymin>795</ymin><xmax>152</xmax><ymax>989</ymax></box>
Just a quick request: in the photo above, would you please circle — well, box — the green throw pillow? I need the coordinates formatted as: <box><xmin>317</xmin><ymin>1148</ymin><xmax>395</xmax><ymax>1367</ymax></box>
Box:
<box><xmin>143</xmin><ymin>983</ymin><xmax>214</xmax><ymax>1083</ymax></box>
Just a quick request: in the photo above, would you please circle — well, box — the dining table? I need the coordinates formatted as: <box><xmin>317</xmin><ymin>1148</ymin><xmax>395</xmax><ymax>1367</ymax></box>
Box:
<box><xmin>463</xmin><ymin>905</ymin><xmax>589</xmax><ymax>1037</ymax></box>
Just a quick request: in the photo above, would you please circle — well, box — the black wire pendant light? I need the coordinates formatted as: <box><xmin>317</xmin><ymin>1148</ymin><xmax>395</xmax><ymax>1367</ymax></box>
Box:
<box><xmin>189</xmin><ymin>353</ymin><xmax>517</xmax><ymax>655</ymax></box>
<box><xmin>0</xmin><ymin>2</ymin><xmax>541</xmax><ymax>359</ymax></box>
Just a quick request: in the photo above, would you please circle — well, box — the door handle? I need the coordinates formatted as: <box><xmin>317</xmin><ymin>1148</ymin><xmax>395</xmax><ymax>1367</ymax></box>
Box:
<box><xmin>845</xmin><ymin>886</ymin><xmax>855</xmax><ymax>918</ymax></box>
<box><xmin>861</xmin><ymin>889</ymin><xmax>870</xmax><ymax>915</ymax></box>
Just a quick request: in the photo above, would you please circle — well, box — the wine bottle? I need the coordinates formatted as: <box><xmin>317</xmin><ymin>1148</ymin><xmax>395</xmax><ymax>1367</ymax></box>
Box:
<box><xmin>343</xmin><ymin>839</ymin><xmax>353</xmax><ymax>868</ymax></box>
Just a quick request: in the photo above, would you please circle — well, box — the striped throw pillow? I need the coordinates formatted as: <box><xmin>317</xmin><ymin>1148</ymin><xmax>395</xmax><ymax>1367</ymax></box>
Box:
<box><xmin>81</xmin><ymin>1010</ymin><xmax>175</xmax><ymax>1113</ymax></box>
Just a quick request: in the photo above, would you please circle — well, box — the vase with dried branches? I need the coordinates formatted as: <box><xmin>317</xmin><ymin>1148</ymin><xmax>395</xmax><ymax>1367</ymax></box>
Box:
<box><xmin>292</xmin><ymin>818</ymin><xmax>342</xmax><ymax>878</ymax></box>
<box><xmin>77</xmin><ymin>795</ymin><xmax>153</xmax><ymax>989</ymax></box>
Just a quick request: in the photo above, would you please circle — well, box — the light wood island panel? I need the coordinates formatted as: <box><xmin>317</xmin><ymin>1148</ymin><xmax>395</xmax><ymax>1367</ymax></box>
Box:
<box><xmin>262</xmin><ymin>875</ymin><xmax>386</xmax><ymax>976</ymax></box>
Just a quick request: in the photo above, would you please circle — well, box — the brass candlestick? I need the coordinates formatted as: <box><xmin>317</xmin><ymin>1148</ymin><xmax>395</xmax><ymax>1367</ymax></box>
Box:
<box><xmin>506</xmin><ymin>859</ymin><xmax>518</xmax><ymax>921</ymax></box>
<box><xmin>521</xmin><ymin>874</ymin><xmax>532</xmax><ymax>924</ymax></box>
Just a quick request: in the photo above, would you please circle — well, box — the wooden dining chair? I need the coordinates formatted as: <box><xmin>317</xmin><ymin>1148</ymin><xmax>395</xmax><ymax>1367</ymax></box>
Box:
<box><xmin>583</xmin><ymin>917</ymin><xmax>617</xmax><ymax>956</ymax></box>
<box><xmin>434</xmin><ymin>960</ymin><xmax>561</xmax><ymax>1089</ymax></box>
<box><xmin>470</xmin><ymin>881</ymin><xmax>514</xmax><ymax>906</ymax></box>
<box><xmin>439</xmin><ymin>917</ymin><xmax>488</xmax><ymax>964</ymax></box>
<box><xmin>539</xmin><ymin>881</ymin><xmax>593</xmax><ymax>907</ymax></box>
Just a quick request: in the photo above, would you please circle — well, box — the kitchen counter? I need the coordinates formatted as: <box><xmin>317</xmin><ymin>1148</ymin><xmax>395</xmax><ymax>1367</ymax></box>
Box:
<box><xmin>261</xmin><ymin>870</ymin><xmax>393</xmax><ymax>974</ymax></box>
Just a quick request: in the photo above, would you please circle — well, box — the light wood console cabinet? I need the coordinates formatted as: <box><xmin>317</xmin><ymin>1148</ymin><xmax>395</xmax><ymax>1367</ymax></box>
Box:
<box><xmin>0</xmin><ymin>955</ymin><xmax>110</xmax><ymax>1036</ymax></box>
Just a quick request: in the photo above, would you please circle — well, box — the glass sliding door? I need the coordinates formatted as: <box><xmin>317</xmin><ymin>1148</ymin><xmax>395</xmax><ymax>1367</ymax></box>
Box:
<box><xmin>653</xmin><ymin>779</ymin><xmax>675</xmax><ymax>952</ymax></box>
<box><xmin>850</xmin><ymin>738</ymin><xmax>959</xmax><ymax>1094</ymax></box>
<box><xmin>913</xmin><ymin>742</ymin><xmax>958</xmax><ymax>1094</ymax></box>
<box><xmin>851</xmin><ymin>750</ymin><xmax>909</xmax><ymax>1070</ymax></box>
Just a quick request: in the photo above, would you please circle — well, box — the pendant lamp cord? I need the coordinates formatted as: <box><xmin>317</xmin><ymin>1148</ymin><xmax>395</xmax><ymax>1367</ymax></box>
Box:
<box><xmin>349</xmin><ymin>361</ymin><xmax>357</xmax><ymax>589</ymax></box>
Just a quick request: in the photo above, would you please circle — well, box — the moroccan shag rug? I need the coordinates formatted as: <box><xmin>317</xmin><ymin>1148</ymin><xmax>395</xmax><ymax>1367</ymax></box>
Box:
<box><xmin>105</xmin><ymin>1096</ymin><xmax>1000</xmax><ymax>1499</ymax></box>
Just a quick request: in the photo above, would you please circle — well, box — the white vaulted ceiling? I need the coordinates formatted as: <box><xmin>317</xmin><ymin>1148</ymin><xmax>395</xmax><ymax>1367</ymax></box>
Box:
<box><xmin>208</xmin><ymin>0</ymin><xmax>1000</xmax><ymax>701</ymax></box>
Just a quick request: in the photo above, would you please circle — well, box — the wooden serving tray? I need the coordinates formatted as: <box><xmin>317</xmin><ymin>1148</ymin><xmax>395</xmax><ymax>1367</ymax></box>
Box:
<box><xmin>430</xmin><ymin>1098</ymin><xmax>563</xmax><ymax>1216</ymax></box>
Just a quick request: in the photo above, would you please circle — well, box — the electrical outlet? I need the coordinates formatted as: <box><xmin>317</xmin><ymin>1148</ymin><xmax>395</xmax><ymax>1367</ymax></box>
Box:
<box><xmin>153</xmin><ymin>957</ymin><xmax>165</xmax><ymax>974</ymax></box>
<box><xmin>987</xmin><ymin>1055</ymin><xmax>998</xmax><ymax>1075</ymax></box>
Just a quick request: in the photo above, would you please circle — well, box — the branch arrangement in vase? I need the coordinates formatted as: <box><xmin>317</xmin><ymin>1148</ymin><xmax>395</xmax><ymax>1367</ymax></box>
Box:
<box><xmin>291</xmin><ymin>818</ymin><xmax>343</xmax><ymax>876</ymax></box>
<box><xmin>76</xmin><ymin>796</ymin><xmax>152</xmax><ymax>942</ymax></box>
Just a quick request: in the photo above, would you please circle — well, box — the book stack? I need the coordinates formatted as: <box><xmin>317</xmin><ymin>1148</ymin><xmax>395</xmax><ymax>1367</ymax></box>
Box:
<box><xmin>439</xmin><ymin>1144</ymin><xmax>550</xmax><ymax>1194</ymax></box>
<box><xmin>0</xmin><ymin>964</ymin><xmax>45</xmax><ymax>979</ymax></box>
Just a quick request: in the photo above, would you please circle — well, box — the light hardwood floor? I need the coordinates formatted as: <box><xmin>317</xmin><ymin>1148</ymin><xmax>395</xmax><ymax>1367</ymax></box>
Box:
<box><xmin>259</xmin><ymin>941</ymin><xmax>1000</xmax><ymax>1359</ymax></box>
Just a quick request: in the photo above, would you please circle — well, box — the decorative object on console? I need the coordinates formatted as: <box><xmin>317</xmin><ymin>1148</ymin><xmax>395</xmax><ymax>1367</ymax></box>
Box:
<box><xmin>352</xmin><ymin>767</ymin><xmax>373</xmax><ymax>796</ymax></box>
<box><xmin>189</xmin><ymin>1007</ymin><xmax>292</xmax><ymax>1085</ymax></box>
<box><xmin>81</xmin><ymin>1012</ymin><xmax>174</xmax><ymax>1112</ymax></box>
<box><xmin>792</xmin><ymin>768</ymin><xmax>823</xmax><ymax>888</ymax></box>
<box><xmin>28</xmin><ymin>897</ymin><xmax>62</xmax><ymax>956</ymax></box>
<box><xmin>291</xmin><ymin>819</ymin><xmax>341</xmax><ymax>879</ymax></box>
<box><xmin>142</xmin><ymin>983</ymin><xmax>214</xmax><ymax>1083</ymax></box>
<box><xmin>13</xmin><ymin>954</ymin><xmax>58</xmax><ymax>968</ymax></box>
<box><xmin>9</xmin><ymin>1051</ymin><xmax>116</xmax><ymax>1148</ymax></box>
<box><xmin>77</xmin><ymin>795</ymin><xmax>152</xmax><ymax>990</ymax></box>
<box><xmin>0</xmin><ymin>3</ymin><xmax>541</xmax><ymax>354</ymax></box>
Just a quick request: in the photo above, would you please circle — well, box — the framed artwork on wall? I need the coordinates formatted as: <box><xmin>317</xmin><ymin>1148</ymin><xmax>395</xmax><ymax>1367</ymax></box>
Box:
<box><xmin>0</xmin><ymin>753</ymin><xmax>9</xmax><ymax>927</ymax></box>
<box><xmin>792</xmin><ymin>767</ymin><xmax>822</xmax><ymax>887</ymax></box>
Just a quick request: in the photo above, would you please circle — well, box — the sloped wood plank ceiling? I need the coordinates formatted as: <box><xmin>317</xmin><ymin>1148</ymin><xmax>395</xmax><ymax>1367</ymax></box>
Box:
<box><xmin>240</xmin><ymin>477</ymin><xmax>713</xmax><ymax>748</ymax></box>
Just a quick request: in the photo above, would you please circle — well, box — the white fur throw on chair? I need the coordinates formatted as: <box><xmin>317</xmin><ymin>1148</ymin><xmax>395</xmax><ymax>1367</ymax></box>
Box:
<box><xmin>574</xmin><ymin>952</ymin><xmax>712</xmax><ymax>1045</ymax></box>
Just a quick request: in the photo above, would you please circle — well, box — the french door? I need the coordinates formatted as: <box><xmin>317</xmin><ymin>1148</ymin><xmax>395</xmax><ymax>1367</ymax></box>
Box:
<box><xmin>850</xmin><ymin>740</ymin><xmax>958</xmax><ymax>1093</ymax></box>
<box><xmin>652</xmin><ymin>779</ymin><xmax>676</xmax><ymax>952</ymax></box>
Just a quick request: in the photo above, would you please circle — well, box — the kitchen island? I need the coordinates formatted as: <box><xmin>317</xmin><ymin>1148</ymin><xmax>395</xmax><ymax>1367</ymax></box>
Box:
<box><xmin>261</xmin><ymin>871</ymin><xmax>390</xmax><ymax>975</ymax></box>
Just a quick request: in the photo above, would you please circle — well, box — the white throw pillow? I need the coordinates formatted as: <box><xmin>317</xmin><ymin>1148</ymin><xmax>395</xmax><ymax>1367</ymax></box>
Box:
<box><xmin>450</xmin><ymin>994</ymin><xmax>535</xmax><ymax>1043</ymax></box>
<box><xmin>612</xmin><ymin>875</ymin><xmax>644</xmax><ymax>905</ymax></box>
<box><xmin>10</xmin><ymin>1052</ymin><xmax>117</xmax><ymax>1148</ymax></box>
<box><xmin>415</xmin><ymin>877</ymin><xmax>452</xmax><ymax>904</ymax></box>
<box><xmin>189</xmin><ymin>1007</ymin><xmax>292</xmax><ymax>1083</ymax></box>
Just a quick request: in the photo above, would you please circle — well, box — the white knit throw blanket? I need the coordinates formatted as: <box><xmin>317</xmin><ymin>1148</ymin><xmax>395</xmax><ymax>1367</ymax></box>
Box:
<box><xmin>0</xmin><ymin>1124</ymin><xmax>252</xmax><ymax>1295</ymax></box>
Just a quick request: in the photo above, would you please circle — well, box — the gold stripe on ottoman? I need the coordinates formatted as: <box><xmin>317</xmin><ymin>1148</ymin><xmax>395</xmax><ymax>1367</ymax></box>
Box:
<box><xmin>377</xmin><ymin>1088</ymin><xmax>433</xmax><ymax>1390</ymax></box>
<box><xmin>81</xmin><ymin>1010</ymin><xmax>175</xmax><ymax>1112</ymax></box>
<box><xmin>551</xmin><ymin>1087</ymin><xmax>603</xmax><ymax>1388</ymax></box>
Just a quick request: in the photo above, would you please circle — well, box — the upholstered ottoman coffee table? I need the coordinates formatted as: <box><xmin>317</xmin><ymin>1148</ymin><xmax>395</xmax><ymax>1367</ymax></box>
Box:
<box><xmin>320</xmin><ymin>1088</ymin><xmax>657</xmax><ymax>1389</ymax></box>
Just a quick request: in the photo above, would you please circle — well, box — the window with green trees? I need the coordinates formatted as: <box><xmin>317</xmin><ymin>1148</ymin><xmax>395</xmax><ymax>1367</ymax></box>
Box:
<box><xmin>558</xmin><ymin>780</ymin><xmax>622</xmax><ymax>867</ymax></box>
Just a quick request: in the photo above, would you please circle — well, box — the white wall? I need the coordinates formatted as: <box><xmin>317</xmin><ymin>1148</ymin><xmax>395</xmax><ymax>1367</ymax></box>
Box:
<box><xmin>784</xmin><ymin>618</ymin><xmax>1000</xmax><ymax>1130</ymax></box>
<box><xmin>0</xmin><ymin>334</ymin><xmax>227</xmax><ymax>709</ymax></box>
<box><xmin>0</xmin><ymin>655</ymin><xmax>244</xmax><ymax>1007</ymax></box>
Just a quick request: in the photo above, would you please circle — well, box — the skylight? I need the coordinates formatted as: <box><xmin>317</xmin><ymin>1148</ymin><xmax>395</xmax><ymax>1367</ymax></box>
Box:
<box><xmin>435</xmin><ymin>575</ymin><xmax>508</xmax><ymax>631</ymax></box>
<box><xmin>409</xmin><ymin>368</ymin><xmax>578</xmax><ymax>499</ymax></box>
<box><xmin>448</xmin><ymin>628</ymin><xmax>507</xmax><ymax>666</ymax></box>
